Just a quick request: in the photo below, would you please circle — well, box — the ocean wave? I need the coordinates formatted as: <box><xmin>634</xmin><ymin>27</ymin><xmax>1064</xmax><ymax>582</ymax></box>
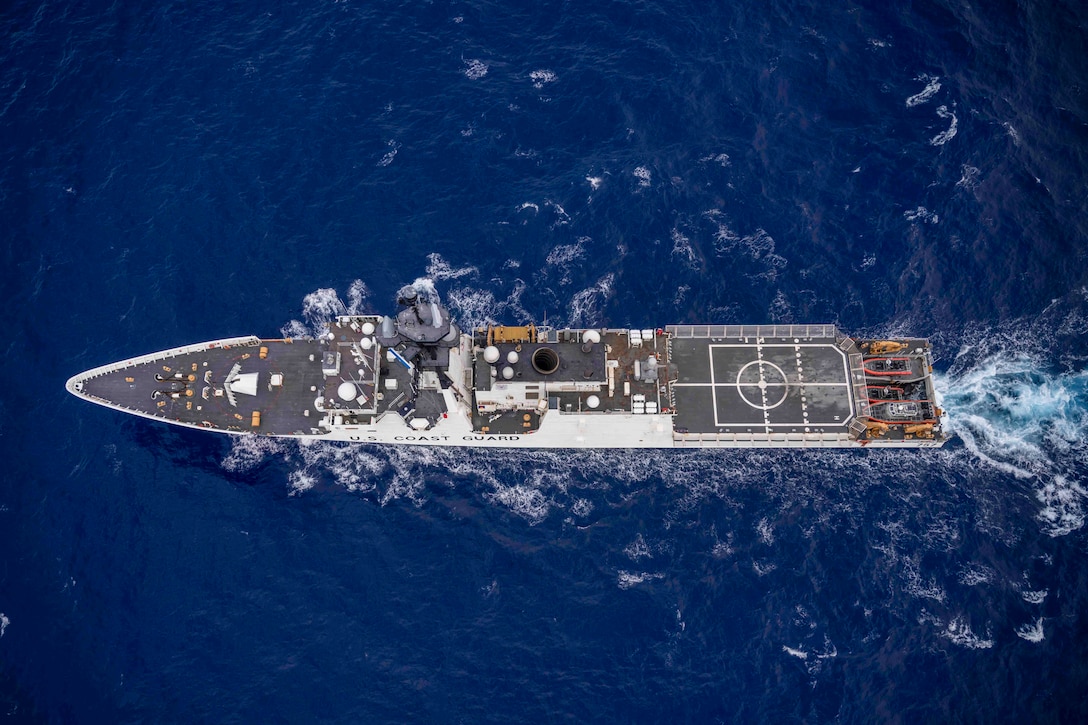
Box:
<box><xmin>670</xmin><ymin>228</ymin><xmax>698</xmax><ymax>269</ymax></box>
<box><xmin>426</xmin><ymin>253</ymin><xmax>477</xmax><ymax>281</ymax></box>
<box><xmin>940</xmin><ymin>615</ymin><xmax>994</xmax><ymax>650</ymax></box>
<box><xmin>545</xmin><ymin>240</ymin><xmax>586</xmax><ymax>269</ymax></box>
<box><xmin>930</xmin><ymin>105</ymin><xmax>958</xmax><ymax>146</ymax></box>
<box><xmin>376</xmin><ymin>140</ymin><xmax>400</xmax><ymax>167</ymax></box>
<box><xmin>463</xmin><ymin>58</ymin><xmax>488</xmax><ymax>80</ymax></box>
<box><xmin>904</xmin><ymin>206</ymin><xmax>939</xmax><ymax>224</ymax></box>
<box><xmin>617</xmin><ymin>570</ymin><xmax>664</xmax><ymax>589</ymax></box>
<box><xmin>529</xmin><ymin>69</ymin><xmax>556</xmax><ymax>89</ymax></box>
<box><xmin>699</xmin><ymin>152</ymin><xmax>731</xmax><ymax>167</ymax></box>
<box><xmin>957</xmin><ymin>563</ymin><xmax>994</xmax><ymax>586</ymax></box>
<box><xmin>1020</xmin><ymin>588</ymin><xmax>1048</xmax><ymax>605</ymax></box>
<box><xmin>956</xmin><ymin>165</ymin><xmax>981</xmax><ymax>190</ymax></box>
<box><xmin>568</xmin><ymin>273</ymin><xmax>614</xmax><ymax>327</ymax></box>
<box><xmin>906</xmin><ymin>75</ymin><xmax>941</xmax><ymax>107</ymax></box>
<box><xmin>1015</xmin><ymin>618</ymin><xmax>1045</xmax><ymax>642</ymax></box>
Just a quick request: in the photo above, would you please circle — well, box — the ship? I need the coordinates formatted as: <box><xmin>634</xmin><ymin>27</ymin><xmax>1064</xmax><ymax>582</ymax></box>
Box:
<box><xmin>66</xmin><ymin>287</ymin><xmax>946</xmax><ymax>448</ymax></box>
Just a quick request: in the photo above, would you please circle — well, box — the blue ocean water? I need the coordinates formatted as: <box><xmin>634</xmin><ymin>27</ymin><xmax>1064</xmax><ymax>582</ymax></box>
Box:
<box><xmin>3</xmin><ymin>0</ymin><xmax>1088</xmax><ymax>721</ymax></box>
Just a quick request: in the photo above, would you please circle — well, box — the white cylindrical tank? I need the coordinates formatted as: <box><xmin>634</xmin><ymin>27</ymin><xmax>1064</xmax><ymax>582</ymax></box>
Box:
<box><xmin>502</xmin><ymin>366</ymin><xmax>514</xmax><ymax>380</ymax></box>
<box><xmin>360</xmin><ymin>321</ymin><xmax>376</xmax><ymax>336</ymax></box>
<box><xmin>583</xmin><ymin>329</ymin><xmax>601</xmax><ymax>344</ymax></box>
<box><xmin>586</xmin><ymin>395</ymin><xmax>600</xmax><ymax>409</ymax></box>
<box><xmin>483</xmin><ymin>346</ymin><xmax>501</xmax><ymax>364</ymax></box>
<box><xmin>507</xmin><ymin>350</ymin><xmax>519</xmax><ymax>364</ymax></box>
<box><xmin>360</xmin><ymin>337</ymin><xmax>373</xmax><ymax>350</ymax></box>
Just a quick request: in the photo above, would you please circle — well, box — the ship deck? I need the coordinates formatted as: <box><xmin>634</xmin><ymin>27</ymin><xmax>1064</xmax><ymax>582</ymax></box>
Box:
<box><xmin>75</xmin><ymin>338</ymin><xmax>328</xmax><ymax>435</ymax></box>
<box><xmin>667</xmin><ymin>325</ymin><xmax>861</xmax><ymax>437</ymax></box>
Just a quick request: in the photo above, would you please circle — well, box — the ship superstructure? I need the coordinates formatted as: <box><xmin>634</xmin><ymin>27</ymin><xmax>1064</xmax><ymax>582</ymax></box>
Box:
<box><xmin>67</xmin><ymin>288</ymin><xmax>945</xmax><ymax>448</ymax></box>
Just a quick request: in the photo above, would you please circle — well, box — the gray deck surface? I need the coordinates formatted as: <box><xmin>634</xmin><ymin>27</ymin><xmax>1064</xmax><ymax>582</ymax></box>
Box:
<box><xmin>670</xmin><ymin>337</ymin><xmax>854</xmax><ymax>434</ymax></box>
<box><xmin>80</xmin><ymin>340</ymin><xmax>327</xmax><ymax>435</ymax></box>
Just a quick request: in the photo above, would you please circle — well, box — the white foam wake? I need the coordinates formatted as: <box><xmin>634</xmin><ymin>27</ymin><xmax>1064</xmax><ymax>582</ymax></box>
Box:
<box><xmin>934</xmin><ymin>309</ymin><xmax>1088</xmax><ymax>536</ymax></box>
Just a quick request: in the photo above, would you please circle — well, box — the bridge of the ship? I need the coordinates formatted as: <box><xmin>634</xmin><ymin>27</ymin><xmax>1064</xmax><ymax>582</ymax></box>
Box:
<box><xmin>666</xmin><ymin>325</ymin><xmax>868</xmax><ymax>439</ymax></box>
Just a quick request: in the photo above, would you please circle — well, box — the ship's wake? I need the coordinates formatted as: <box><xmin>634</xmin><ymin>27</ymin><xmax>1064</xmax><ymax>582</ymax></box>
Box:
<box><xmin>933</xmin><ymin>303</ymin><xmax>1088</xmax><ymax>536</ymax></box>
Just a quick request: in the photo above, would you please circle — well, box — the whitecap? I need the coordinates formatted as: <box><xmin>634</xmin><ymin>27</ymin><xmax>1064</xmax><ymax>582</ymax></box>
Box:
<box><xmin>956</xmin><ymin>165</ymin><xmax>981</xmax><ymax>190</ymax></box>
<box><xmin>699</xmin><ymin>153</ymin><xmax>731</xmax><ymax>167</ymax></box>
<box><xmin>938</xmin><ymin>615</ymin><xmax>994</xmax><ymax>649</ymax></box>
<box><xmin>546</xmin><ymin>242</ymin><xmax>586</xmax><ymax>267</ymax></box>
<box><xmin>484</xmin><ymin>482</ymin><xmax>550</xmax><ymax>524</ymax></box>
<box><xmin>930</xmin><ymin>105</ymin><xmax>958</xmax><ymax>146</ymax></box>
<box><xmin>345</xmin><ymin>279</ymin><xmax>370</xmax><ymax>314</ymax></box>
<box><xmin>670</xmin><ymin>228</ymin><xmax>698</xmax><ymax>268</ymax></box>
<box><xmin>569</xmin><ymin>498</ymin><xmax>593</xmax><ymax>517</ymax></box>
<box><xmin>783</xmin><ymin>645</ymin><xmax>807</xmax><ymax>659</ymax></box>
<box><xmin>757</xmin><ymin>517</ymin><xmax>775</xmax><ymax>545</ymax></box>
<box><xmin>633</xmin><ymin>166</ymin><xmax>651</xmax><ymax>187</ymax></box>
<box><xmin>906</xmin><ymin>75</ymin><xmax>941</xmax><ymax>107</ymax></box>
<box><xmin>957</xmin><ymin>563</ymin><xmax>994</xmax><ymax>586</ymax></box>
<box><xmin>545</xmin><ymin>242</ymin><xmax>586</xmax><ymax>287</ymax></box>
<box><xmin>1003</xmin><ymin>122</ymin><xmax>1021</xmax><ymax>145</ymax></box>
<box><xmin>0</xmin><ymin>612</ymin><xmax>8</xmax><ymax>638</ymax></box>
<box><xmin>711</xmin><ymin>538</ymin><xmax>733</xmax><ymax>558</ymax></box>
<box><xmin>288</xmin><ymin>470</ymin><xmax>317</xmax><ymax>496</ymax></box>
<box><xmin>904</xmin><ymin>558</ymin><xmax>946</xmax><ymax>602</ymax></box>
<box><xmin>769</xmin><ymin>291</ymin><xmax>792</xmax><ymax>323</ymax></box>
<box><xmin>617</xmin><ymin>570</ymin><xmax>664</xmax><ymax>589</ymax></box>
<box><xmin>918</xmin><ymin>609</ymin><xmax>996</xmax><ymax>648</ymax></box>
<box><xmin>1020</xmin><ymin>589</ymin><xmax>1048</xmax><ymax>605</ymax></box>
<box><xmin>1015</xmin><ymin>618</ymin><xmax>1045</xmax><ymax>642</ymax></box>
<box><xmin>544</xmin><ymin>200</ymin><xmax>570</xmax><ymax>226</ymax></box>
<box><xmin>222</xmin><ymin>435</ymin><xmax>290</xmax><ymax>473</ymax></box>
<box><xmin>568</xmin><ymin>273</ymin><xmax>614</xmax><ymax>327</ymax></box>
<box><xmin>624</xmin><ymin>534</ymin><xmax>653</xmax><ymax>561</ymax></box>
<box><xmin>752</xmin><ymin>560</ymin><xmax>777</xmax><ymax>576</ymax></box>
<box><xmin>530</xmin><ymin>69</ymin><xmax>556</xmax><ymax>89</ymax></box>
<box><xmin>377</xmin><ymin>140</ymin><xmax>400</xmax><ymax>167</ymax></box>
<box><xmin>903</xmin><ymin>206</ymin><xmax>939</xmax><ymax>224</ymax></box>
<box><xmin>425</xmin><ymin>252</ymin><xmax>477</xmax><ymax>281</ymax></box>
<box><xmin>463</xmin><ymin>58</ymin><xmax>488</xmax><ymax>80</ymax></box>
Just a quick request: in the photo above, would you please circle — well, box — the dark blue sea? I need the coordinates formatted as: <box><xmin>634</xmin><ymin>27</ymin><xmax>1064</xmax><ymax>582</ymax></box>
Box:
<box><xmin>3</xmin><ymin>0</ymin><xmax>1088</xmax><ymax>721</ymax></box>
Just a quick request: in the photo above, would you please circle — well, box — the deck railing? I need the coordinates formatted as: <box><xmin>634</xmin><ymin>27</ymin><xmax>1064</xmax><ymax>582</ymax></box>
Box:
<box><xmin>665</xmin><ymin>324</ymin><xmax>839</xmax><ymax>340</ymax></box>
